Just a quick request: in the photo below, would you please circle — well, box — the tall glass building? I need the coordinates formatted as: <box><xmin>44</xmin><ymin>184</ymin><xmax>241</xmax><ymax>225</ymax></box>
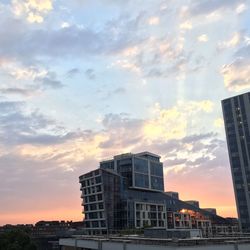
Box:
<box><xmin>222</xmin><ymin>92</ymin><xmax>250</xmax><ymax>232</ymax></box>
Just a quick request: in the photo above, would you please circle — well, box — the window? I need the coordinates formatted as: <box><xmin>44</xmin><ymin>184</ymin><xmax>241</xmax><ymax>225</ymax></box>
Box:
<box><xmin>95</xmin><ymin>176</ymin><xmax>102</xmax><ymax>184</ymax></box>
<box><xmin>85</xmin><ymin>221</ymin><xmax>90</xmax><ymax>228</ymax></box>
<box><xmin>135</xmin><ymin>173</ymin><xmax>149</xmax><ymax>188</ymax></box>
<box><xmin>151</xmin><ymin>220</ymin><xmax>157</xmax><ymax>226</ymax></box>
<box><xmin>150</xmin><ymin>162</ymin><xmax>163</xmax><ymax>177</ymax></box>
<box><xmin>150</xmin><ymin>205</ymin><xmax>156</xmax><ymax>211</ymax></box>
<box><xmin>136</xmin><ymin>220</ymin><xmax>140</xmax><ymax>227</ymax></box>
<box><xmin>89</xmin><ymin>195</ymin><xmax>96</xmax><ymax>202</ymax></box>
<box><xmin>151</xmin><ymin>176</ymin><xmax>164</xmax><ymax>190</ymax></box>
<box><xmin>94</xmin><ymin>169</ymin><xmax>100</xmax><ymax>176</ymax></box>
<box><xmin>101</xmin><ymin>221</ymin><xmax>106</xmax><ymax>227</ymax></box>
<box><xmin>100</xmin><ymin>161</ymin><xmax>114</xmax><ymax>170</ymax></box>
<box><xmin>134</xmin><ymin>157</ymin><xmax>148</xmax><ymax>174</ymax></box>
<box><xmin>90</xmin><ymin>204</ymin><xmax>97</xmax><ymax>210</ymax></box>
<box><xmin>92</xmin><ymin>221</ymin><xmax>99</xmax><ymax>228</ymax></box>
<box><xmin>136</xmin><ymin>204</ymin><xmax>142</xmax><ymax>210</ymax></box>
<box><xmin>89</xmin><ymin>212</ymin><xmax>98</xmax><ymax>219</ymax></box>
<box><xmin>96</xmin><ymin>185</ymin><xmax>102</xmax><ymax>192</ymax></box>
<box><xmin>85</xmin><ymin>172</ymin><xmax>93</xmax><ymax>179</ymax></box>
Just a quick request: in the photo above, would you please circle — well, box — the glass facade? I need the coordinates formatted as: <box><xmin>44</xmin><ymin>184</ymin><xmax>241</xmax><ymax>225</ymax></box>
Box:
<box><xmin>80</xmin><ymin>152</ymin><xmax>226</xmax><ymax>235</ymax></box>
<box><xmin>150</xmin><ymin>161</ymin><xmax>164</xmax><ymax>191</ymax></box>
<box><xmin>134</xmin><ymin>173</ymin><xmax>149</xmax><ymax>188</ymax></box>
<box><xmin>100</xmin><ymin>161</ymin><xmax>114</xmax><ymax>170</ymax></box>
<box><xmin>134</xmin><ymin>157</ymin><xmax>148</xmax><ymax>174</ymax></box>
<box><xmin>151</xmin><ymin>176</ymin><xmax>164</xmax><ymax>190</ymax></box>
<box><xmin>222</xmin><ymin>92</ymin><xmax>250</xmax><ymax>232</ymax></box>
<box><xmin>133</xmin><ymin>156</ymin><xmax>164</xmax><ymax>191</ymax></box>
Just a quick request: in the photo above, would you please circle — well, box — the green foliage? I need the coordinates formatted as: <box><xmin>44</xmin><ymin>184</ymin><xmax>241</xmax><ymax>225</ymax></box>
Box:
<box><xmin>0</xmin><ymin>230</ymin><xmax>37</xmax><ymax>250</ymax></box>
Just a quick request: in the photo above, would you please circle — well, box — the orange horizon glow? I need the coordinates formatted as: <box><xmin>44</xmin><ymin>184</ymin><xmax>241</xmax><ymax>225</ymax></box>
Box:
<box><xmin>0</xmin><ymin>188</ymin><xmax>237</xmax><ymax>226</ymax></box>
<box><xmin>0</xmin><ymin>204</ymin><xmax>236</xmax><ymax>227</ymax></box>
<box><xmin>0</xmin><ymin>205</ymin><xmax>237</xmax><ymax>227</ymax></box>
<box><xmin>0</xmin><ymin>209</ymin><xmax>83</xmax><ymax>226</ymax></box>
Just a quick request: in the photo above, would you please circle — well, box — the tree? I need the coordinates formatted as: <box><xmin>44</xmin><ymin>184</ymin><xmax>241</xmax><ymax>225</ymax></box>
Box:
<box><xmin>0</xmin><ymin>230</ymin><xmax>37</xmax><ymax>250</ymax></box>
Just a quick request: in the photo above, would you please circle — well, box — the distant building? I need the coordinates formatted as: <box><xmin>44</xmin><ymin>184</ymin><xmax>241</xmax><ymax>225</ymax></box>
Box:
<box><xmin>79</xmin><ymin>152</ymin><xmax>236</xmax><ymax>236</ymax></box>
<box><xmin>203</xmin><ymin>208</ymin><xmax>217</xmax><ymax>215</ymax></box>
<box><xmin>184</xmin><ymin>200</ymin><xmax>200</xmax><ymax>208</ymax></box>
<box><xmin>0</xmin><ymin>221</ymin><xmax>85</xmax><ymax>250</ymax></box>
<box><xmin>165</xmin><ymin>191</ymin><xmax>179</xmax><ymax>200</ymax></box>
<box><xmin>222</xmin><ymin>92</ymin><xmax>250</xmax><ymax>232</ymax></box>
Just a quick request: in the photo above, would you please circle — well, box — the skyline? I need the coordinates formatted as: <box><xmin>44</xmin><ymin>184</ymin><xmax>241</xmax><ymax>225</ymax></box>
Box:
<box><xmin>1</xmin><ymin>0</ymin><xmax>250</xmax><ymax>225</ymax></box>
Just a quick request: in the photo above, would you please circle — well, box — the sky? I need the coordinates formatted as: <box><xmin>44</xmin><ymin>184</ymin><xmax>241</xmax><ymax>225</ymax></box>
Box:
<box><xmin>0</xmin><ymin>0</ymin><xmax>250</xmax><ymax>225</ymax></box>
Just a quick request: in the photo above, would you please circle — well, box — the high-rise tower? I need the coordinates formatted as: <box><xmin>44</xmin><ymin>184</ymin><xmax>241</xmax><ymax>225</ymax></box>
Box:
<box><xmin>222</xmin><ymin>92</ymin><xmax>250</xmax><ymax>232</ymax></box>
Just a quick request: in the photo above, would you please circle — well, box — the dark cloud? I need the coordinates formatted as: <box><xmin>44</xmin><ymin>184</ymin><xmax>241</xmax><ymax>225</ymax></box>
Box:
<box><xmin>99</xmin><ymin>113</ymin><xmax>143</xmax><ymax>148</ymax></box>
<box><xmin>35</xmin><ymin>71</ymin><xmax>64</xmax><ymax>89</ymax></box>
<box><xmin>181</xmin><ymin>132</ymin><xmax>217</xmax><ymax>144</ymax></box>
<box><xmin>0</xmin><ymin>101</ymin><xmax>79</xmax><ymax>146</ymax></box>
<box><xmin>101</xmin><ymin>87</ymin><xmax>127</xmax><ymax>100</ymax></box>
<box><xmin>163</xmin><ymin>135</ymin><xmax>226</xmax><ymax>172</ymax></box>
<box><xmin>66</xmin><ymin>68</ymin><xmax>80</xmax><ymax>78</ymax></box>
<box><xmin>85</xmin><ymin>68</ymin><xmax>95</xmax><ymax>80</ymax></box>
<box><xmin>144</xmin><ymin>50</ymin><xmax>206</xmax><ymax>78</ymax></box>
<box><xmin>113</xmin><ymin>87</ymin><xmax>126</xmax><ymax>94</ymax></box>
<box><xmin>165</xmin><ymin>158</ymin><xmax>187</xmax><ymax>166</ymax></box>
<box><xmin>235</xmin><ymin>43</ymin><xmax>250</xmax><ymax>58</ymax></box>
<box><xmin>189</xmin><ymin>0</ymin><xmax>243</xmax><ymax>16</ymax></box>
<box><xmin>0</xmin><ymin>13</ymin><xmax>145</xmax><ymax>64</ymax></box>
<box><xmin>0</xmin><ymin>87</ymin><xmax>37</xmax><ymax>96</ymax></box>
<box><xmin>38</xmin><ymin>76</ymin><xmax>63</xmax><ymax>89</ymax></box>
<box><xmin>0</xmin><ymin>101</ymin><xmax>24</xmax><ymax>113</ymax></box>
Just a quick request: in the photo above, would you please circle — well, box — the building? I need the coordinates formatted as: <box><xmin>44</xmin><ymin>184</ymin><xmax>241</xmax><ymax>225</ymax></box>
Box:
<box><xmin>59</xmin><ymin>236</ymin><xmax>250</xmax><ymax>250</ymax></box>
<box><xmin>79</xmin><ymin>152</ymin><xmax>236</xmax><ymax>236</ymax></box>
<box><xmin>222</xmin><ymin>92</ymin><xmax>250</xmax><ymax>232</ymax></box>
<box><xmin>184</xmin><ymin>200</ymin><xmax>200</xmax><ymax>208</ymax></box>
<box><xmin>203</xmin><ymin>208</ymin><xmax>217</xmax><ymax>215</ymax></box>
<box><xmin>165</xmin><ymin>191</ymin><xmax>179</xmax><ymax>199</ymax></box>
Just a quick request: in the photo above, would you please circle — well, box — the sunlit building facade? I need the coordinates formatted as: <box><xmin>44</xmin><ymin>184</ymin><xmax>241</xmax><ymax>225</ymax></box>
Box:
<box><xmin>79</xmin><ymin>152</ymin><xmax>237</xmax><ymax>236</ymax></box>
<box><xmin>222</xmin><ymin>92</ymin><xmax>250</xmax><ymax>232</ymax></box>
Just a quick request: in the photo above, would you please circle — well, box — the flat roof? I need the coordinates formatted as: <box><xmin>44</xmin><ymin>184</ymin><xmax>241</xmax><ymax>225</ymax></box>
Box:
<box><xmin>60</xmin><ymin>235</ymin><xmax>250</xmax><ymax>247</ymax></box>
<box><xmin>221</xmin><ymin>91</ymin><xmax>250</xmax><ymax>102</ymax></box>
<box><xmin>100</xmin><ymin>152</ymin><xmax>161</xmax><ymax>162</ymax></box>
<box><xmin>135</xmin><ymin>151</ymin><xmax>161</xmax><ymax>158</ymax></box>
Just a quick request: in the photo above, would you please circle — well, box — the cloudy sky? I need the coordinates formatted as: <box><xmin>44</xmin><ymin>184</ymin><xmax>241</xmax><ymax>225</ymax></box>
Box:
<box><xmin>0</xmin><ymin>0</ymin><xmax>250</xmax><ymax>225</ymax></box>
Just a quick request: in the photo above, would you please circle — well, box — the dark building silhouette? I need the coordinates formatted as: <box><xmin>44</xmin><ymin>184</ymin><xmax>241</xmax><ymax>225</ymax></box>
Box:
<box><xmin>222</xmin><ymin>92</ymin><xmax>250</xmax><ymax>232</ymax></box>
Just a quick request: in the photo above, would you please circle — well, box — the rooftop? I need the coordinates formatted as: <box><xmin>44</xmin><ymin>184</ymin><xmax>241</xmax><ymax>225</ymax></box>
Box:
<box><xmin>60</xmin><ymin>235</ymin><xmax>250</xmax><ymax>248</ymax></box>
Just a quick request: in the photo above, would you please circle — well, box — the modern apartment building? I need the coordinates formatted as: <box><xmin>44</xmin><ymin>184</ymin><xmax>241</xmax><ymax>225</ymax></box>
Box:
<box><xmin>222</xmin><ymin>92</ymin><xmax>250</xmax><ymax>232</ymax></box>
<box><xmin>79</xmin><ymin>152</ymin><xmax>237</xmax><ymax>236</ymax></box>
